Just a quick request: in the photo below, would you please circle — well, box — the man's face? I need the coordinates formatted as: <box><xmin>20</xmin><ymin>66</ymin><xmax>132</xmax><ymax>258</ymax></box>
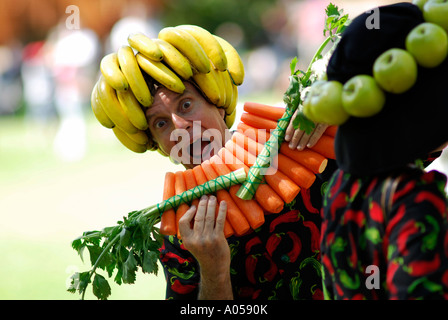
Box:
<box><xmin>146</xmin><ymin>82</ymin><xmax>228</xmax><ymax>169</ymax></box>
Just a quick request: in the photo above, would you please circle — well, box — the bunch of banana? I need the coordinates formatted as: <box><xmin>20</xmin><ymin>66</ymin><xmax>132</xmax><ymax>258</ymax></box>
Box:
<box><xmin>92</xmin><ymin>25</ymin><xmax>244</xmax><ymax>153</ymax></box>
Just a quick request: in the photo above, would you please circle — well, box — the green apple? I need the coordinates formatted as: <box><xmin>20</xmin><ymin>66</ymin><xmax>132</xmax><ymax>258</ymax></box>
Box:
<box><xmin>423</xmin><ymin>0</ymin><xmax>448</xmax><ymax>32</ymax></box>
<box><xmin>413</xmin><ymin>0</ymin><xmax>428</xmax><ymax>11</ymax></box>
<box><xmin>341</xmin><ymin>75</ymin><xmax>386</xmax><ymax>117</ymax></box>
<box><xmin>302</xmin><ymin>80</ymin><xmax>350</xmax><ymax>125</ymax></box>
<box><xmin>406</xmin><ymin>22</ymin><xmax>448</xmax><ymax>68</ymax></box>
<box><xmin>373</xmin><ymin>48</ymin><xmax>418</xmax><ymax>94</ymax></box>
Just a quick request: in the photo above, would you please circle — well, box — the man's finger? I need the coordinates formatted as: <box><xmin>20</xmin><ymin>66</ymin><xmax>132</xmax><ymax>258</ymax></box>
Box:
<box><xmin>296</xmin><ymin>129</ymin><xmax>313</xmax><ymax>150</ymax></box>
<box><xmin>289</xmin><ymin>127</ymin><xmax>305</xmax><ymax>149</ymax></box>
<box><xmin>204</xmin><ymin>196</ymin><xmax>217</xmax><ymax>233</ymax></box>
<box><xmin>215</xmin><ymin>200</ymin><xmax>227</xmax><ymax>233</ymax></box>
<box><xmin>284</xmin><ymin>109</ymin><xmax>299</xmax><ymax>142</ymax></box>
<box><xmin>306</xmin><ymin>123</ymin><xmax>328</xmax><ymax>148</ymax></box>
<box><xmin>178</xmin><ymin>205</ymin><xmax>196</xmax><ymax>239</ymax></box>
<box><xmin>193</xmin><ymin>195</ymin><xmax>208</xmax><ymax>233</ymax></box>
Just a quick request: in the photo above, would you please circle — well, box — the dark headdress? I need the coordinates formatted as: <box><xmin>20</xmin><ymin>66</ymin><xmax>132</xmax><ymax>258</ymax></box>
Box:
<box><xmin>327</xmin><ymin>2</ymin><xmax>448</xmax><ymax>176</ymax></box>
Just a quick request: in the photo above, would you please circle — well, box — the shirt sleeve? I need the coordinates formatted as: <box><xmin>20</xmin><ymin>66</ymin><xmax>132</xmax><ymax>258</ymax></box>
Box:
<box><xmin>159</xmin><ymin>235</ymin><xmax>200</xmax><ymax>300</ymax></box>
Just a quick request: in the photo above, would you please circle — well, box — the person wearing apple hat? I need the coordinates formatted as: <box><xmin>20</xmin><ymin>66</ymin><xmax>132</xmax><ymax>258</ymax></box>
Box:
<box><xmin>319</xmin><ymin>2</ymin><xmax>448</xmax><ymax>299</ymax></box>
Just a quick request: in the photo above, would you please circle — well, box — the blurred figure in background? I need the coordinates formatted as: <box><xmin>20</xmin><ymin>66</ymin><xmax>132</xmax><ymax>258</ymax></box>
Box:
<box><xmin>45</xmin><ymin>22</ymin><xmax>100</xmax><ymax>162</ymax></box>
<box><xmin>106</xmin><ymin>1</ymin><xmax>162</xmax><ymax>53</ymax></box>
<box><xmin>0</xmin><ymin>42</ymin><xmax>23</xmax><ymax>117</ymax></box>
<box><xmin>21</xmin><ymin>41</ymin><xmax>54</xmax><ymax>123</ymax></box>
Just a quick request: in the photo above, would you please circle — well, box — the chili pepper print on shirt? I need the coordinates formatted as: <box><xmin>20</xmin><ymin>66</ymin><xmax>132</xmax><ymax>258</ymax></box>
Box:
<box><xmin>159</xmin><ymin>160</ymin><xmax>337</xmax><ymax>300</ymax></box>
<box><xmin>160</xmin><ymin>207</ymin><xmax>322</xmax><ymax>300</ymax></box>
<box><xmin>320</xmin><ymin>167</ymin><xmax>448</xmax><ymax>300</ymax></box>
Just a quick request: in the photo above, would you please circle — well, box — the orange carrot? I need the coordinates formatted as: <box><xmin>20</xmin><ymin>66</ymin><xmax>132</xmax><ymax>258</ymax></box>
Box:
<box><xmin>192</xmin><ymin>165</ymin><xmax>208</xmax><ymax>185</ymax></box>
<box><xmin>160</xmin><ymin>172</ymin><xmax>177</xmax><ymax>235</ymax></box>
<box><xmin>218</xmin><ymin>148</ymin><xmax>284</xmax><ymax>213</ymax></box>
<box><xmin>264</xmin><ymin>166</ymin><xmax>301</xmax><ymax>204</ymax></box>
<box><xmin>201</xmin><ymin>160</ymin><xmax>251</xmax><ymax>236</ymax></box>
<box><xmin>231</xmin><ymin>132</ymin><xmax>316</xmax><ymax>189</ymax></box>
<box><xmin>237</xmin><ymin>122</ymin><xmax>335</xmax><ymax>161</ymax></box>
<box><xmin>218</xmin><ymin>147</ymin><xmax>246</xmax><ymax>172</ymax></box>
<box><xmin>325</xmin><ymin>125</ymin><xmax>338</xmax><ymax>137</ymax></box>
<box><xmin>209</xmin><ymin>155</ymin><xmax>232</xmax><ymax>176</ymax></box>
<box><xmin>225</xmin><ymin>139</ymin><xmax>301</xmax><ymax>204</ymax></box>
<box><xmin>243</xmin><ymin>102</ymin><xmax>338</xmax><ymax>140</ymax></box>
<box><xmin>237</xmin><ymin>122</ymin><xmax>271</xmax><ymax>144</ymax></box>
<box><xmin>240</xmin><ymin>112</ymin><xmax>278</xmax><ymax>130</ymax></box>
<box><xmin>276</xmin><ymin>152</ymin><xmax>316</xmax><ymax>189</ymax></box>
<box><xmin>279</xmin><ymin>144</ymin><xmax>328</xmax><ymax>174</ymax></box>
<box><xmin>174</xmin><ymin>171</ymin><xmax>190</xmax><ymax>238</ymax></box>
<box><xmin>232</xmin><ymin>131</ymin><xmax>264</xmax><ymax>155</ymax></box>
<box><xmin>209</xmin><ymin>155</ymin><xmax>265</xmax><ymax>229</ymax></box>
<box><xmin>310</xmin><ymin>134</ymin><xmax>336</xmax><ymax>159</ymax></box>
<box><xmin>243</xmin><ymin>101</ymin><xmax>286</xmax><ymax>121</ymax></box>
<box><xmin>192</xmin><ymin>165</ymin><xmax>235</xmax><ymax>237</ymax></box>
<box><xmin>184</xmin><ymin>169</ymin><xmax>199</xmax><ymax>208</ymax></box>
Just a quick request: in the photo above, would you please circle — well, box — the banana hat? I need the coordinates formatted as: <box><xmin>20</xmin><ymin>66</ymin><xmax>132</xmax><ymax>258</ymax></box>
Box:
<box><xmin>91</xmin><ymin>25</ymin><xmax>245</xmax><ymax>153</ymax></box>
<box><xmin>322</xmin><ymin>2</ymin><xmax>448</xmax><ymax>175</ymax></box>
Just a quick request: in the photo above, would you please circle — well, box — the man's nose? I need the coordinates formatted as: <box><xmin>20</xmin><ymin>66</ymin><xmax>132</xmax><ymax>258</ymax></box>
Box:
<box><xmin>172</xmin><ymin>113</ymin><xmax>192</xmax><ymax>131</ymax></box>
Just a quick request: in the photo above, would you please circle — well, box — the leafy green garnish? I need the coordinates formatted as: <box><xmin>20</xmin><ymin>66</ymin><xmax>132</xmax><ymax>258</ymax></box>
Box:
<box><xmin>324</xmin><ymin>3</ymin><xmax>350</xmax><ymax>37</ymax></box>
<box><xmin>283</xmin><ymin>2</ymin><xmax>350</xmax><ymax>135</ymax></box>
<box><xmin>67</xmin><ymin>212</ymin><xmax>162</xmax><ymax>300</ymax></box>
<box><xmin>68</xmin><ymin>168</ymin><xmax>247</xmax><ymax>300</ymax></box>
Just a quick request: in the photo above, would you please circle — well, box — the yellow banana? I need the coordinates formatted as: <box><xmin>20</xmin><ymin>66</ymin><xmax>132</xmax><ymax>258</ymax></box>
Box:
<box><xmin>117</xmin><ymin>45</ymin><xmax>153</xmax><ymax>107</ymax></box>
<box><xmin>136</xmin><ymin>53</ymin><xmax>185</xmax><ymax>94</ymax></box>
<box><xmin>192</xmin><ymin>69</ymin><xmax>221</xmax><ymax>106</ymax></box>
<box><xmin>147</xmin><ymin>138</ymin><xmax>158</xmax><ymax>151</ymax></box>
<box><xmin>91</xmin><ymin>80</ymin><xmax>115</xmax><ymax>128</ymax></box>
<box><xmin>97</xmin><ymin>76</ymin><xmax>138</xmax><ymax>134</ymax></box>
<box><xmin>225</xmin><ymin>108</ymin><xmax>237</xmax><ymax>129</ymax></box>
<box><xmin>112</xmin><ymin>126</ymin><xmax>147</xmax><ymax>153</ymax></box>
<box><xmin>158</xmin><ymin>27</ymin><xmax>211</xmax><ymax>74</ymax></box>
<box><xmin>100</xmin><ymin>53</ymin><xmax>129</xmax><ymax>91</ymax></box>
<box><xmin>226</xmin><ymin>82</ymin><xmax>239</xmax><ymax>116</ymax></box>
<box><xmin>116</xmin><ymin>88</ymin><xmax>149</xmax><ymax>130</ymax></box>
<box><xmin>219</xmin><ymin>70</ymin><xmax>233</xmax><ymax>109</ymax></box>
<box><xmin>126</xmin><ymin>129</ymin><xmax>149</xmax><ymax>145</ymax></box>
<box><xmin>153</xmin><ymin>38</ymin><xmax>193</xmax><ymax>80</ymax></box>
<box><xmin>127</xmin><ymin>33</ymin><xmax>163</xmax><ymax>61</ymax></box>
<box><xmin>212</xmin><ymin>68</ymin><xmax>226</xmax><ymax>107</ymax></box>
<box><xmin>176</xmin><ymin>25</ymin><xmax>227</xmax><ymax>71</ymax></box>
<box><xmin>214</xmin><ymin>35</ymin><xmax>245</xmax><ymax>86</ymax></box>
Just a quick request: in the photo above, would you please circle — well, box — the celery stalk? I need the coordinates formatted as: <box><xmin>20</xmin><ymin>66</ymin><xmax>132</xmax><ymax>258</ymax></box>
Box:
<box><xmin>143</xmin><ymin>167</ymin><xmax>246</xmax><ymax>218</ymax></box>
<box><xmin>235</xmin><ymin>106</ymin><xmax>297</xmax><ymax>200</ymax></box>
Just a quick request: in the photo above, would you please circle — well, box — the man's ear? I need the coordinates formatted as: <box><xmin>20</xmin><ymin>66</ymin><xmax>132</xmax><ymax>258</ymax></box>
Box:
<box><xmin>218</xmin><ymin>108</ymin><xmax>225</xmax><ymax>119</ymax></box>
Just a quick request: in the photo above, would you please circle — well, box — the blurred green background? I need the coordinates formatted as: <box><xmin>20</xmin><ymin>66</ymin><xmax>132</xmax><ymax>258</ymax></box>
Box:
<box><xmin>2</xmin><ymin>0</ymin><xmax>442</xmax><ymax>301</ymax></box>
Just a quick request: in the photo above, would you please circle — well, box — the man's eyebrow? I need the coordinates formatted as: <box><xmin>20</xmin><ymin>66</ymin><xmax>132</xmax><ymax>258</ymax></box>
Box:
<box><xmin>146</xmin><ymin>88</ymin><xmax>191</xmax><ymax>121</ymax></box>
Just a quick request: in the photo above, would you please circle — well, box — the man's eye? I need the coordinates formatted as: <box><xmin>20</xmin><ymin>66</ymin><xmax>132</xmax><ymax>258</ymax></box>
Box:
<box><xmin>155</xmin><ymin>120</ymin><xmax>167</xmax><ymax>129</ymax></box>
<box><xmin>181</xmin><ymin>100</ymin><xmax>192</xmax><ymax>110</ymax></box>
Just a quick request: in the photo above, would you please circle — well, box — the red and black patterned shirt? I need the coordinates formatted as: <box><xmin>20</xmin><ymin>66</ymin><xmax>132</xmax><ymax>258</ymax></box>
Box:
<box><xmin>321</xmin><ymin>165</ymin><xmax>448</xmax><ymax>300</ymax></box>
<box><xmin>159</xmin><ymin>160</ymin><xmax>338</xmax><ymax>300</ymax></box>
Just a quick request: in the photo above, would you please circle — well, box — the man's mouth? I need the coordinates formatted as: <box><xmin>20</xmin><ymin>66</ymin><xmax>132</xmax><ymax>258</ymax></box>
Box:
<box><xmin>189</xmin><ymin>138</ymin><xmax>213</xmax><ymax>163</ymax></box>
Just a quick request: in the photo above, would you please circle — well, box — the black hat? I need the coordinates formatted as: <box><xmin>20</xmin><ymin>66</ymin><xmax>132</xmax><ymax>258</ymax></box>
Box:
<box><xmin>327</xmin><ymin>2</ymin><xmax>448</xmax><ymax>176</ymax></box>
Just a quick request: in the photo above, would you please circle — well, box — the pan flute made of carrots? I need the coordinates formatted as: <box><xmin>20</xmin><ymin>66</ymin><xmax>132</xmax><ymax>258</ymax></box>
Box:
<box><xmin>158</xmin><ymin>101</ymin><xmax>337</xmax><ymax>238</ymax></box>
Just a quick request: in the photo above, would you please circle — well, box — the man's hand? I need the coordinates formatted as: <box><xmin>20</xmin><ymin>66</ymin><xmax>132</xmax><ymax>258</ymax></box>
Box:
<box><xmin>178</xmin><ymin>195</ymin><xmax>233</xmax><ymax>299</ymax></box>
<box><xmin>284</xmin><ymin>109</ymin><xmax>328</xmax><ymax>150</ymax></box>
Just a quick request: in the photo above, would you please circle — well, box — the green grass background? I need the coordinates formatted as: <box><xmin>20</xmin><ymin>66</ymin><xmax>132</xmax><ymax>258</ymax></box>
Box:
<box><xmin>0</xmin><ymin>114</ymin><xmax>180</xmax><ymax>300</ymax></box>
